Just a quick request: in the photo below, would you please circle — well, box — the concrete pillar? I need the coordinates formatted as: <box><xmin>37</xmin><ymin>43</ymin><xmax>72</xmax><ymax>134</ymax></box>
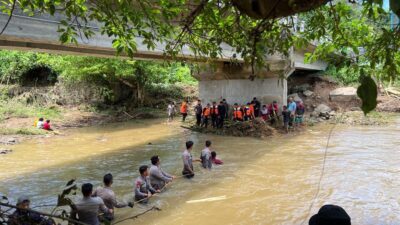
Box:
<box><xmin>198</xmin><ymin>77</ymin><xmax>288</xmax><ymax>106</ymax></box>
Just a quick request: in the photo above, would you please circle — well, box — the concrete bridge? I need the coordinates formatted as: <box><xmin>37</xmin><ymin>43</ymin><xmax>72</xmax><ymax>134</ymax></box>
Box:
<box><xmin>0</xmin><ymin>11</ymin><xmax>327</xmax><ymax>106</ymax></box>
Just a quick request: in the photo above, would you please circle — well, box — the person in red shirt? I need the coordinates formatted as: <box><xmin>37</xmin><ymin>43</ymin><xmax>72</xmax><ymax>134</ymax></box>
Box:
<box><xmin>211</xmin><ymin>151</ymin><xmax>223</xmax><ymax>165</ymax></box>
<box><xmin>43</xmin><ymin>120</ymin><xmax>52</xmax><ymax>131</ymax></box>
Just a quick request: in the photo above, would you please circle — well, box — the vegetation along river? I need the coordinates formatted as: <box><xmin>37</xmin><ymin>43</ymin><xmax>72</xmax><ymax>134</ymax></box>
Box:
<box><xmin>1</xmin><ymin>118</ymin><xmax>400</xmax><ymax>225</ymax></box>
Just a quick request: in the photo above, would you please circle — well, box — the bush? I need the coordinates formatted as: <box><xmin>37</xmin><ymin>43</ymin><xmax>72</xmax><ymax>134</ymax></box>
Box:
<box><xmin>325</xmin><ymin>65</ymin><xmax>359</xmax><ymax>85</ymax></box>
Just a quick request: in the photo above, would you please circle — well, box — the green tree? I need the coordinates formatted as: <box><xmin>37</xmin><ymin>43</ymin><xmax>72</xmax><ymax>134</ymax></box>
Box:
<box><xmin>0</xmin><ymin>0</ymin><xmax>399</xmax><ymax>113</ymax></box>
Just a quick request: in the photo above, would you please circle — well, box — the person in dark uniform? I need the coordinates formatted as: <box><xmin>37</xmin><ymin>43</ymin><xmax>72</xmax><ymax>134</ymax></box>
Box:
<box><xmin>217</xmin><ymin>101</ymin><xmax>226</xmax><ymax>128</ymax></box>
<box><xmin>252</xmin><ymin>97</ymin><xmax>261</xmax><ymax>117</ymax></box>
<box><xmin>194</xmin><ymin>100</ymin><xmax>203</xmax><ymax>126</ymax></box>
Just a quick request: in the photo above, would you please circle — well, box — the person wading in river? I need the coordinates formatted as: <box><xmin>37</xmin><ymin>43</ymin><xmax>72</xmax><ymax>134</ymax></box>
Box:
<box><xmin>135</xmin><ymin>165</ymin><xmax>160</xmax><ymax>204</ymax></box>
<box><xmin>182</xmin><ymin>141</ymin><xmax>200</xmax><ymax>178</ymax></box>
<box><xmin>200</xmin><ymin>140</ymin><xmax>212</xmax><ymax>169</ymax></box>
<box><xmin>93</xmin><ymin>174</ymin><xmax>133</xmax><ymax>221</ymax></box>
<box><xmin>167</xmin><ymin>102</ymin><xmax>176</xmax><ymax>122</ymax></box>
<box><xmin>149</xmin><ymin>155</ymin><xmax>175</xmax><ymax>190</ymax></box>
<box><xmin>71</xmin><ymin>183</ymin><xmax>112</xmax><ymax>225</ymax></box>
<box><xmin>8</xmin><ymin>196</ymin><xmax>55</xmax><ymax>225</ymax></box>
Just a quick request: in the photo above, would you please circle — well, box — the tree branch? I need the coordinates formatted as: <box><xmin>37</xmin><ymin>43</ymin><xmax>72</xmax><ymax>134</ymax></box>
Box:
<box><xmin>0</xmin><ymin>0</ymin><xmax>16</xmax><ymax>35</ymax></box>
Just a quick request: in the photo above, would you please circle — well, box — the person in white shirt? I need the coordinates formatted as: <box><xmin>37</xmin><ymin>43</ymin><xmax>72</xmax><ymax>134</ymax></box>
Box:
<box><xmin>167</xmin><ymin>102</ymin><xmax>176</xmax><ymax>122</ymax></box>
<box><xmin>36</xmin><ymin>118</ymin><xmax>44</xmax><ymax>129</ymax></box>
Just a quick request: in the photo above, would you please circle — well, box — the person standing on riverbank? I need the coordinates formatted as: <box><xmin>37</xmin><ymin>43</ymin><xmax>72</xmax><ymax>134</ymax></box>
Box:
<box><xmin>288</xmin><ymin>97</ymin><xmax>297</xmax><ymax>128</ymax></box>
<box><xmin>222</xmin><ymin>99</ymin><xmax>229</xmax><ymax>119</ymax></box>
<box><xmin>180</xmin><ymin>100</ymin><xmax>188</xmax><ymax>122</ymax></box>
<box><xmin>295</xmin><ymin>101</ymin><xmax>305</xmax><ymax>127</ymax></box>
<box><xmin>182</xmin><ymin>141</ymin><xmax>200</xmax><ymax>178</ymax></box>
<box><xmin>135</xmin><ymin>165</ymin><xmax>160</xmax><ymax>203</ymax></box>
<box><xmin>167</xmin><ymin>102</ymin><xmax>176</xmax><ymax>122</ymax></box>
<box><xmin>252</xmin><ymin>97</ymin><xmax>261</xmax><ymax>117</ymax></box>
<box><xmin>201</xmin><ymin>103</ymin><xmax>211</xmax><ymax>128</ymax></box>
<box><xmin>261</xmin><ymin>105</ymin><xmax>269</xmax><ymax>121</ymax></box>
<box><xmin>93</xmin><ymin>174</ymin><xmax>132</xmax><ymax>221</ymax></box>
<box><xmin>268</xmin><ymin>101</ymin><xmax>279</xmax><ymax>126</ymax></box>
<box><xmin>71</xmin><ymin>183</ymin><xmax>112</xmax><ymax>225</ymax></box>
<box><xmin>194</xmin><ymin>100</ymin><xmax>203</xmax><ymax>126</ymax></box>
<box><xmin>282</xmin><ymin>106</ymin><xmax>290</xmax><ymax>133</ymax></box>
<box><xmin>210</xmin><ymin>102</ymin><xmax>219</xmax><ymax>128</ymax></box>
<box><xmin>149</xmin><ymin>155</ymin><xmax>175</xmax><ymax>190</ymax></box>
<box><xmin>217</xmin><ymin>101</ymin><xmax>226</xmax><ymax>128</ymax></box>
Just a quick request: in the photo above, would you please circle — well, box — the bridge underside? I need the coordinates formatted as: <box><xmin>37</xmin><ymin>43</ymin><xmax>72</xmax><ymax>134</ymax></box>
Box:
<box><xmin>0</xmin><ymin>11</ymin><xmax>328</xmax><ymax>107</ymax></box>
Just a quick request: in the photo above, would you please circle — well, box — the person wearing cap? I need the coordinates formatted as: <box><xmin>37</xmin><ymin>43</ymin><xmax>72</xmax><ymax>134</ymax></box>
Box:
<box><xmin>93</xmin><ymin>174</ymin><xmax>133</xmax><ymax>221</ymax></box>
<box><xmin>71</xmin><ymin>183</ymin><xmax>112</xmax><ymax>225</ymax></box>
<box><xmin>8</xmin><ymin>196</ymin><xmax>55</xmax><ymax>225</ymax></box>
<box><xmin>309</xmin><ymin>204</ymin><xmax>351</xmax><ymax>225</ymax></box>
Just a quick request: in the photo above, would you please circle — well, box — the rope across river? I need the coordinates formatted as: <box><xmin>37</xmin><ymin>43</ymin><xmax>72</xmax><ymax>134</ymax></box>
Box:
<box><xmin>3</xmin><ymin>172</ymin><xmax>198</xmax><ymax>225</ymax></box>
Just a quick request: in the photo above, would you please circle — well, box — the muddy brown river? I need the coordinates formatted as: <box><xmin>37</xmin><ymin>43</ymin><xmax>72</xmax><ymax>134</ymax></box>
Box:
<box><xmin>1</xmin><ymin>118</ymin><xmax>400</xmax><ymax>225</ymax></box>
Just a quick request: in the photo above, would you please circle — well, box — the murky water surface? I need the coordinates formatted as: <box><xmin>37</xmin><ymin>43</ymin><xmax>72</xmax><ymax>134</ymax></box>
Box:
<box><xmin>1</xmin><ymin>118</ymin><xmax>400</xmax><ymax>225</ymax></box>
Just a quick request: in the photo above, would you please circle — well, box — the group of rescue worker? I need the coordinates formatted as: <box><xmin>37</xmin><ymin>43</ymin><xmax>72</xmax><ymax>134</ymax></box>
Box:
<box><xmin>179</xmin><ymin>97</ymin><xmax>284</xmax><ymax>128</ymax></box>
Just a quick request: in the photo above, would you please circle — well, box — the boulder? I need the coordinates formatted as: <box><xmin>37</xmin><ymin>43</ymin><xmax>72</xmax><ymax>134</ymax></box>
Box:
<box><xmin>314</xmin><ymin>104</ymin><xmax>331</xmax><ymax>115</ymax></box>
<box><xmin>330</xmin><ymin>87</ymin><xmax>358</xmax><ymax>102</ymax></box>
<box><xmin>287</xmin><ymin>93</ymin><xmax>303</xmax><ymax>103</ymax></box>
<box><xmin>303</xmin><ymin>90</ymin><xmax>314</xmax><ymax>97</ymax></box>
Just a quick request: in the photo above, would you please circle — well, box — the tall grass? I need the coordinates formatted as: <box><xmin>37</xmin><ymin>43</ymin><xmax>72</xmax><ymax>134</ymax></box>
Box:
<box><xmin>0</xmin><ymin>100</ymin><xmax>62</xmax><ymax>122</ymax></box>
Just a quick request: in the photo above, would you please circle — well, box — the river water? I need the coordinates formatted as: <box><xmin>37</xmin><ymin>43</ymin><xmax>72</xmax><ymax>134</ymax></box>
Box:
<box><xmin>0</xmin><ymin>118</ymin><xmax>400</xmax><ymax>225</ymax></box>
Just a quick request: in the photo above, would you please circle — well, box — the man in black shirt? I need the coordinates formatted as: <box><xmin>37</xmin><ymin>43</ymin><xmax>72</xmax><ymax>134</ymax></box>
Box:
<box><xmin>217</xmin><ymin>101</ymin><xmax>226</xmax><ymax>128</ymax></box>
<box><xmin>194</xmin><ymin>100</ymin><xmax>203</xmax><ymax>126</ymax></box>
<box><xmin>252</xmin><ymin>97</ymin><xmax>261</xmax><ymax>117</ymax></box>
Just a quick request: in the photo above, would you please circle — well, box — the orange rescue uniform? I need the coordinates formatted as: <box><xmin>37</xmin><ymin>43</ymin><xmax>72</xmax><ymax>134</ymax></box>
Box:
<box><xmin>180</xmin><ymin>102</ymin><xmax>188</xmax><ymax>114</ymax></box>
<box><xmin>233</xmin><ymin>107</ymin><xmax>243</xmax><ymax>120</ymax></box>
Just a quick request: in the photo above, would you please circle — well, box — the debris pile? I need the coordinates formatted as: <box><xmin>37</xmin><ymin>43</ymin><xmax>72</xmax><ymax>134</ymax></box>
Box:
<box><xmin>183</xmin><ymin>118</ymin><xmax>277</xmax><ymax>138</ymax></box>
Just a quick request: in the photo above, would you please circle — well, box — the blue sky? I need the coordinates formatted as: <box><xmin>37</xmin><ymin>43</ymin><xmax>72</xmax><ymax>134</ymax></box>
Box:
<box><xmin>383</xmin><ymin>0</ymin><xmax>389</xmax><ymax>10</ymax></box>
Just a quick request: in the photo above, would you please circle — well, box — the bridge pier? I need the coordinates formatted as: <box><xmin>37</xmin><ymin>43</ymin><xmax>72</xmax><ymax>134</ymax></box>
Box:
<box><xmin>195</xmin><ymin>61</ymin><xmax>293</xmax><ymax>106</ymax></box>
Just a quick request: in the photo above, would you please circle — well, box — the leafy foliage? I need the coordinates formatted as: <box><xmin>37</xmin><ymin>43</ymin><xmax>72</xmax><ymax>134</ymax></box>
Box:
<box><xmin>0</xmin><ymin>0</ymin><xmax>399</xmax><ymax>112</ymax></box>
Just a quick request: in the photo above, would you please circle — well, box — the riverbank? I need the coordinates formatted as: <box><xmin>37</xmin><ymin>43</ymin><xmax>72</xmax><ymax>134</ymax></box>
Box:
<box><xmin>1</xmin><ymin>105</ymin><xmax>398</xmax><ymax>147</ymax></box>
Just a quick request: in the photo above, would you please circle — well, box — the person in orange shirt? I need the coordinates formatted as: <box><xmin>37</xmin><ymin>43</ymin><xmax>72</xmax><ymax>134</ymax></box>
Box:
<box><xmin>180</xmin><ymin>100</ymin><xmax>188</xmax><ymax>122</ymax></box>
<box><xmin>233</xmin><ymin>103</ymin><xmax>243</xmax><ymax>121</ymax></box>
<box><xmin>201</xmin><ymin>103</ymin><xmax>211</xmax><ymax>128</ymax></box>
<box><xmin>243</xmin><ymin>103</ymin><xmax>253</xmax><ymax>121</ymax></box>
<box><xmin>210</xmin><ymin>102</ymin><xmax>219</xmax><ymax>128</ymax></box>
